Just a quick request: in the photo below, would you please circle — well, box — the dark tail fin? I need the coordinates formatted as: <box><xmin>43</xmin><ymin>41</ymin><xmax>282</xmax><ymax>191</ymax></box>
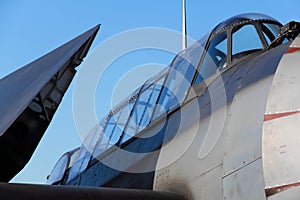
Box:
<box><xmin>0</xmin><ymin>25</ymin><xmax>100</xmax><ymax>182</ymax></box>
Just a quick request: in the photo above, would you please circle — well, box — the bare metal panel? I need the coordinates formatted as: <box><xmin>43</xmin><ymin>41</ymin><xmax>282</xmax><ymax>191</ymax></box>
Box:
<box><xmin>265</xmin><ymin>36</ymin><xmax>300</xmax><ymax>114</ymax></box>
<box><xmin>223</xmin><ymin>159</ymin><xmax>266</xmax><ymax>200</ymax></box>
<box><xmin>154</xmin><ymin>97</ymin><xmax>226</xmax><ymax>200</ymax></box>
<box><xmin>263</xmin><ymin>114</ymin><xmax>300</xmax><ymax>188</ymax></box>
<box><xmin>193</xmin><ymin>165</ymin><xmax>223</xmax><ymax>200</ymax></box>
<box><xmin>223</xmin><ymin>76</ymin><xmax>273</xmax><ymax>176</ymax></box>
<box><xmin>268</xmin><ymin>185</ymin><xmax>300</xmax><ymax>200</ymax></box>
<box><xmin>263</xmin><ymin>34</ymin><xmax>300</xmax><ymax>189</ymax></box>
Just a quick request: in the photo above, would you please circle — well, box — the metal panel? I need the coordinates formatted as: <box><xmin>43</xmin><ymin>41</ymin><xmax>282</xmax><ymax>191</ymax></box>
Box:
<box><xmin>265</xmin><ymin>41</ymin><xmax>300</xmax><ymax>114</ymax></box>
<box><xmin>268</xmin><ymin>185</ymin><xmax>300</xmax><ymax>200</ymax></box>
<box><xmin>223</xmin><ymin>76</ymin><xmax>273</xmax><ymax>176</ymax></box>
<box><xmin>263</xmin><ymin>114</ymin><xmax>300</xmax><ymax>189</ymax></box>
<box><xmin>154</xmin><ymin>97</ymin><xmax>225</xmax><ymax>200</ymax></box>
<box><xmin>223</xmin><ymin>159</ymin><xmax>266</xmax><ymax>200</ymax></box>
<box><xmin>193</xmin><ymin>165</ymin><xmax>223</xmax><ymax>200</ymax></box>
<box><xmin>262</xmin><ymin>34</ymin><xmax>300</xmax><ymax>189</ymax></box>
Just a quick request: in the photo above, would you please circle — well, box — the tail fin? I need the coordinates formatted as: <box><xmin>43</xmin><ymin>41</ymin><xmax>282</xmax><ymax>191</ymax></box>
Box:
<box><xmin>0</xmin><ymin>25</ymin><xmax>100</xmax><ymax>182</ymax></box>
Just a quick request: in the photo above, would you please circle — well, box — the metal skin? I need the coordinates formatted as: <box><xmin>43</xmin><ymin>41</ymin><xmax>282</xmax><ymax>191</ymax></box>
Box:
<box><xmin>154</xmin><ymin>36</ymin><xmax>300</xmax><ymax>200</ymax></box>
<box><xmin>154</xmin><ymin>41</ymin><xmax>295</xmax><ymax>200</ymax></box>
<box><xmin>263</xmin><ymin>35</ymin><xmax>300</xmax><ymax>199</ymax></box>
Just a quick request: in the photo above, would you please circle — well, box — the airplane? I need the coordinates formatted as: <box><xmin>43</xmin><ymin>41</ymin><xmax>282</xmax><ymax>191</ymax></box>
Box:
<box><xmin>0</xmin><ymin>12</ymin><xmax>300</xmax><ymax>200</ymax></box>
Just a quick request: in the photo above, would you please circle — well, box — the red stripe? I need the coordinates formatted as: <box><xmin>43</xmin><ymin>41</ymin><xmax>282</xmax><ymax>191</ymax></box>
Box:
<box><xmin>286</xmin><ymin>47</ymin><xmax>300</xmax><ymax>54</ymax></box>
<box><xmin>265</xmin><ymin>182</ymin><xmax>300</xmax><ymax>196</ymax></box>
<box><xmin>264</xmin><ymin>111</ymin><xmax>300</xmax><ymax>121</ymax></box>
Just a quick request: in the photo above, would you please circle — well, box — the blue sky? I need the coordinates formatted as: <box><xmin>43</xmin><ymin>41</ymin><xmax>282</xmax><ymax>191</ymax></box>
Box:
<box><xmin>1</xmin><ymin>0</ymin><xmax>299</xmax><ymax>183</ymax></box>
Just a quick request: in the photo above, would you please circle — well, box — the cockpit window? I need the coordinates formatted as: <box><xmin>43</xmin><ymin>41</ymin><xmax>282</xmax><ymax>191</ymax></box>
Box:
<box><xmin>194</xmin><ymin>31</ymin><xmax>228</xmax><ymax>85</ymax></box>
<box><xmin>46</xmin><ymin>152</ymin><xmax>69</xmax><ymax>185</ymax></box>
<box><xmin>232</xmin><ymin>24</ymin><xmax>263</xmax><ymax>61</ymax></box>
<box><xmin>153</xmin><ymin>39</ymin><xmax>205</xmax><ymax>116</ymax></box>
<box><xmin>261</xmin><ymin>23</ymin><xmax>281</xmax><ymax>45</ymax></box>
<box><xmin>193</xmin><ymin>21</ymin><xmax>279</xmax><ymax>86</ymax></box>
<box><xmin>104</xmin><ymin>110</ymin><xmax>124</xmax><ymax>148</ymax></box>
<box><xmin>121</xmin><ymin>77</ymin><xmax>165</xmax><ymax>144</ymax></box>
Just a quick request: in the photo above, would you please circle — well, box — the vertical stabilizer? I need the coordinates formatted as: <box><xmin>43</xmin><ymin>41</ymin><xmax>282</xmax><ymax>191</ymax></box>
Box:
<box><xmin>0</xmin><ymin>25</ymin><xmax>100</xmax><ymax>182</ymax></box>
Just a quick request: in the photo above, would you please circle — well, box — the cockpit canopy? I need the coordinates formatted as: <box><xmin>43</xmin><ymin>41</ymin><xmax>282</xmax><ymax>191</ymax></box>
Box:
<box><xmin>194</xmin><ymin>13</ymin><xmax>283</xmax><ymax>82</ymax></box>
<box><xmin>213</xmin><ymin>13</ymin><xmax>280</xmax><ymax>34</ymax></box>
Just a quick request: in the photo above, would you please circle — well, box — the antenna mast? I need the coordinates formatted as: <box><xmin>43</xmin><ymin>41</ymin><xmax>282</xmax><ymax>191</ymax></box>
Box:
<box><xmin>182</xmin><ymin>0</ymin><xmax>187</xmax><ymax>50</ymax></box>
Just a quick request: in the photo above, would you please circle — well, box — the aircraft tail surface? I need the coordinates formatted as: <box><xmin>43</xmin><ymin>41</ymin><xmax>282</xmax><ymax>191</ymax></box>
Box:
<box><xmin>0</xmin><ymin>25</ymin><xmax>100</xmax><ymax>182</ymax></box>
